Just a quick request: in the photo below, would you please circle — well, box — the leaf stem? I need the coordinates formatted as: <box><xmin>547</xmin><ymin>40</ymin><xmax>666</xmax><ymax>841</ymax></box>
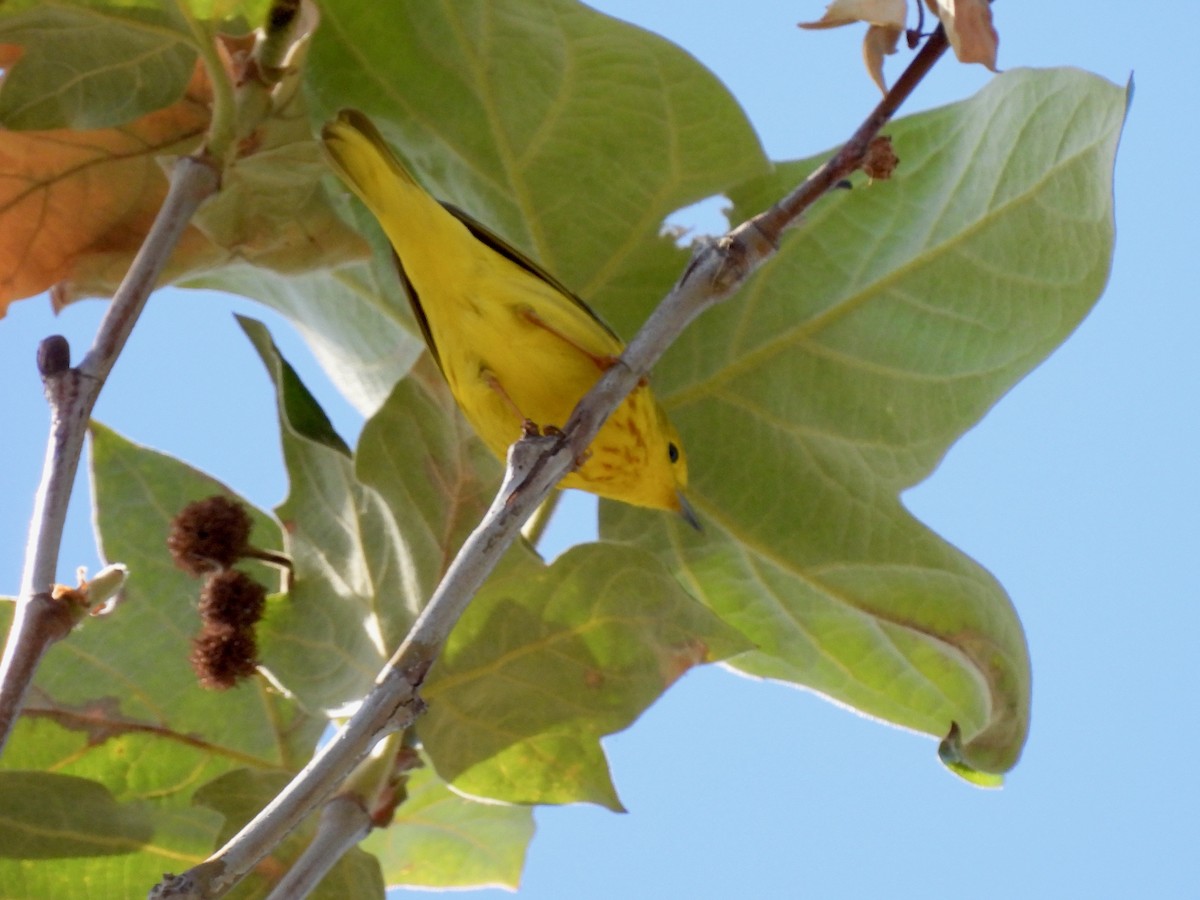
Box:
<box><xmin>520</xmin><ymin>490</ymin><xmax>562</xmax><ymax>550</ymax></box>
<box><xmin>178</xmin><ymin>0</ymin><xmax>237</xmax><ymax>162</ymax></box>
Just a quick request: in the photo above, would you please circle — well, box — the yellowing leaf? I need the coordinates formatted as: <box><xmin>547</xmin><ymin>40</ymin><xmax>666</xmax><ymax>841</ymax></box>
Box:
<box><xmin>0</xmin><ymin>16</ymin><xmax>366</xmax><ymax>317</ymax></box>
<box><xmin>0</xmin><ymin>64</ymin><xmax>211</xmax><ymax>315</ymax></box>
<box><xmin>926</xmin><ymin>0</ymin><xmax>998</xmax><ymax>69</ymax></box>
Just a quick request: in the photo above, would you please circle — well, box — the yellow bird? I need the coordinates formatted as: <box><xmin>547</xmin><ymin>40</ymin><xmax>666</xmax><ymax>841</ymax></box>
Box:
<box><xmin>321</xmin><ymin>110</ymin><xmax>696</xmax><ymax>525</ymax></box>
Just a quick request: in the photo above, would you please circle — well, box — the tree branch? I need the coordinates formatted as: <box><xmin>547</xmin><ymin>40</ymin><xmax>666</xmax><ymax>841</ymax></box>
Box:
<box><xmin>0</xmin><ymin>0</ymin><xmax>315</xmax><ymax>762</ymax></box>
<box><xmin>152</xmin><ymin>25</ymin><xmax>953</xmax><ymax>899</ymax></box>
<box><xmin>263</xmin><ymin>794</ymin><xmax>373</xmax><ymax>900</ymax></box>
<box><xmin>0</xmin><ymin>153</ymin><xmax>221</xmax><ymax>754</ymax></box>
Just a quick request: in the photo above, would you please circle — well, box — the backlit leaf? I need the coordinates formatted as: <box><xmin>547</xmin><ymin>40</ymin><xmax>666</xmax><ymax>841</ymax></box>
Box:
<box><xmin>604</xmin><ymin>68</ymin><xmax>1127</xmax><ymax>776</ymax></box>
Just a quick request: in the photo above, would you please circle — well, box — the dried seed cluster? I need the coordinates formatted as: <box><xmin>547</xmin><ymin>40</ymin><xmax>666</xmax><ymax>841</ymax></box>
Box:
<box><xmin>169</xmin><ymin>496</ymin><xmax>267</xmax><ymax>690</ymax></box>
<box><xmin>168</xmin><ymin>495</ymin><xmax>253</xmax><ymax>576</ymax></box>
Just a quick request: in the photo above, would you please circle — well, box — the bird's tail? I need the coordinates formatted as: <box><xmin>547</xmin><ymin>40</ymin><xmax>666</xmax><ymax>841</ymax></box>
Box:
<box><xmin>320</xmin><ymin>109</ymin><xmax>445</xmax><ymax>253</ymax></box>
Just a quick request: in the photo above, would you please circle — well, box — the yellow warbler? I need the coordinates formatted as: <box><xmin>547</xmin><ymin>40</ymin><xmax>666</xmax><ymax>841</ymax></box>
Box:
<box><xmin>321</xmin><ymin>110</ymin><xmax>696</xmax><ymax>524</ymax></box>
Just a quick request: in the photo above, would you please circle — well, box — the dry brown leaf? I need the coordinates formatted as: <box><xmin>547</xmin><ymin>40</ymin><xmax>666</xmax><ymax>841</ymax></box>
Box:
<box><xmin>0</xmin><ymin>64</ymin><xmax>211</xmax><ymax>316</ymax></box>
<box><xmin>863</xmin><ymin>24</ymin><xmax>904</xmax><ymax>92</ymax></box>
<box><xmin>925</xmin><ymin>0</ymin><xmax>999</xmax><ymax>69</ymax></box>
<box><xmin>801</xmin><ymin>0</ymin><xmax>907</xmax><ymax>91</ymax></box>
<box><xmin>800</xmin><ymin>0</ymin><xmax>907</xmax><ymax>29</ymax></box>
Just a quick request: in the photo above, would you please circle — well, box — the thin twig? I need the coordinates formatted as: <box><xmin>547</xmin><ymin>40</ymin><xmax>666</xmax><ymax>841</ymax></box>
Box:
<box><xmin>0</xmin><ymin>0</ymin><xmax>311</xmax><ymax>762</ymax></box>
<box><xmin>0</xmin><ymin>154</ymin><xmax>221</xmax><ymax>754</ymax></box>
<box><xmin>151</xmin><ymin>26</ymin><xmax>952</xmax><ymax>899</ymax></box>
<box><xmin>547</xmin><ymin>24</ymin><xmax>949</xmax><ymax>505</ymax></box>
<box><xmin>264</xmin><ymin>794</ymin><xmax>373</xmax><ymax>900</ymax></box>
<box><xmin>751</xmin><ymin>25</ymin><xmax>948</xmax><ymax>239</ymax></box>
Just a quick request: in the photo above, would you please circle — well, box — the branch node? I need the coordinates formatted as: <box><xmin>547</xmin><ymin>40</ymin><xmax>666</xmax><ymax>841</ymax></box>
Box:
<box><xmin>384</xmin><ymin>684</ymin><xmax>427</xmax><ymax>733</ymax></box>
<box><xmin>677</xmin><ymin>237</ymin><xmax>718</xmax><ymax>289</ymax></box>
<box><xmin>31</xmin><ymin>590</ymin><xmax>81</xmax><ymax>640</ymax></box>
<box><xmin>861</xmin><ymin>134</ymin><xmax>899</xmax><ymax>180</ymax></box>
<box><xmin>403</xmin><ymin>658</ymin><xmax>432</xmax><ymax>690</ymax></box>
<box><xmin>148</xmin><ymin>869</ymin><xmax>202</xmax><ymax>899</ymax></box>
<box><xmin>503</xmin><ymin>430</ymin><xmax>567</xmax><ymax>506</ymax></box>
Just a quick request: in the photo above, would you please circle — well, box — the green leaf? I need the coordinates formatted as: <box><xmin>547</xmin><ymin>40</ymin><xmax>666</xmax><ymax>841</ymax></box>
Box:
<box><xmin>362</xmin><ymin>765</ymin><xmax>534</xmax><ymax>891</ymax></box>
<box><xmin>420</xmin><ymin>543</ymin><xmax>752</xmax><ymax>808</ymax></box>
<box><xmin>0</xmin><ymin>423</ymin><xmax>322</xmax><ymax>894</ymax></box>
<box><xmin>282</xmin><ymin>0</ymin><xmax>768</xmax><ymax>410</ymax></box>
<box><xmin>604</xmin><ymin>68</ymin><xmax>1127</xmax><ymax>775</ymax></box>
<box><xmin>240</xmin><ymin>317</ymin><xmax>522</xmax><ymax>712</ymax></box>
<box><xmin>0</xmin><ymin>3</ymin><xmax>196</xmax><ymax>130</ymax></box>
<box><xmin>36</xmin><ymin>423</ymin><xmax>315</xmax><ymax>766</ymax></box>
<box><xmin>0</xmin><ymin>0</ymin><xmax>270</xmax><ymax>130</ymax></box>
<box><xmin>239</xmin><ymin>316</ymin><xmax>395</xmax><ymax>711</ymax></box>
<box><xmin>353</xmin><ymin>357</ymin><xmax>508</xmax><ymax>606</ymax></box>
<box><xmin>0</xmin><ymin>758</ymin><xmax>217</xmax><ymax>894</ymax></box>
<box><xmin>0</xmin><ymin>771</ymin><xmax>153</xmax><ymax>858</ymax></box>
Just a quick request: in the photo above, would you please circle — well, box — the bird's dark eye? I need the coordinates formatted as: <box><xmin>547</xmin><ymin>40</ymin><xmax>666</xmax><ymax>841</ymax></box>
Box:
<box><xmin>667</xmin><ymin>442</ymin><xmax>680</xmax><ymax>464</ymax></box>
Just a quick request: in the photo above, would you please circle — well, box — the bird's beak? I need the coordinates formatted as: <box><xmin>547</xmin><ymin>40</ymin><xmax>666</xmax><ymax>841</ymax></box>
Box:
<box><xmin>677</xmin><ymin>491</ymin><xmax>702</xmax><ymax>532</ymax></box>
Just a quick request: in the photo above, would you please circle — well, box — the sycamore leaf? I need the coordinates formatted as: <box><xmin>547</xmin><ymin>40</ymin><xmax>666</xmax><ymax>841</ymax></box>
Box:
<box><xmin>0</xmin><ymin>3</ymin><xmax>196</xmax><ymax>131</ymax></box>
<box><xmin>926</xmin><ymin>0</ymin><xmax>998</xmax><ymax>69</ymax></box>
<box><xmin>603</xmin><ymin>68</ymin><xmax>1126</xmax><ymax>777</ymax></box>
<box><xmin>0</xmin><ymin>4</ymin><xmax>364</xmax><ymax>317</ymax></box>
<box><xmin>361</xmin><ymin>764</ymin><xmax>534</xmax><ymax>891</ymax></box>
<box><xmin>420</xmin><ymin>544</ymin><xmax>751</xmax><ymax>809</ymax></box>
<box><xmin>0</xmin><ymin>423</ymin><xmax>323</xmax><ymax>896</ymax></box>
<box><xmin>0</xmin><ymin>61</ymin><xmax>211</xmax><ymax>313</ymax></box>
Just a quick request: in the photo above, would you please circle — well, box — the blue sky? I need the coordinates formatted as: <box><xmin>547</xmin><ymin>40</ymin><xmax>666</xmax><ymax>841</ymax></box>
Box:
<box><xmin>1</xmin><ymin>2</ymin><xmax>1195</xmax><ymax>897</ymax></box>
